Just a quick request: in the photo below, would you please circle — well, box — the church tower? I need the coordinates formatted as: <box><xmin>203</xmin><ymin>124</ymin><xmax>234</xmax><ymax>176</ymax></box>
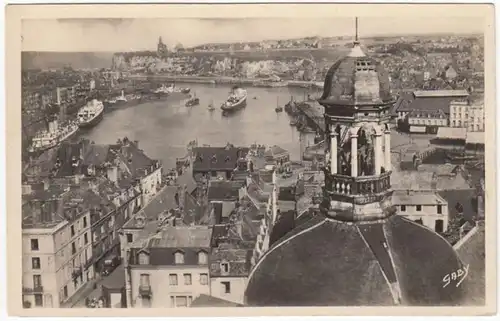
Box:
<box><xmin>244</xmin><ymin>18</ymin><xmax>468</xmax><ymax>307</ymax></box>
<box><xmin>319</xmin><ymin>17</ymin><xmax>395</xmax><ymax>221</ymax></box>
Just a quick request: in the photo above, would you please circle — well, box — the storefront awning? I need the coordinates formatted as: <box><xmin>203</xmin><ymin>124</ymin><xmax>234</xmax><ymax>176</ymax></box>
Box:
<box><xmin>466</xmin><ymin>132</ymin><xmax>485</xmax><ymax>145</ymax></box>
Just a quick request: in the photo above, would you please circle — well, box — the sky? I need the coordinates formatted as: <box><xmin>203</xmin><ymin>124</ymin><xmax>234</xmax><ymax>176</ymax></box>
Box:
<box><xmin>21</xmin><ymin>17</ymin><xmax>485</xmax><ymax>52</ymax></box>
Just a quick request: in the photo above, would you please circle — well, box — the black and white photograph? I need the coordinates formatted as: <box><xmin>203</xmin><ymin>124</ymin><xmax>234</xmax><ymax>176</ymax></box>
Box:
<box><xmin>6</xmin><ymin>3</ymin><xmax>495</xmax><ymax>316</ymax></box>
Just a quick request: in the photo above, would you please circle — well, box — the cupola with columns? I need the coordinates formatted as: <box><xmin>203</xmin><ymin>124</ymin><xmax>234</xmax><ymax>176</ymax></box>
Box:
<box><xmin>318</xmin><ymin>18</ymin><xmax>396</xmax><ymax>222</ymax></box>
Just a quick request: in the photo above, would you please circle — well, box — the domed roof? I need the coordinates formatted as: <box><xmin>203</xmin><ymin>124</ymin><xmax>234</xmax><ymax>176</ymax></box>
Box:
<box><xmin>319</xmin><ymin>43</ymin><xmax>393</xmax><ymax>107</ymax></box>
<box><xmin>245</xmin><ymin>214</ymin><xmax>468</xmax><ymax>306</ymax></box>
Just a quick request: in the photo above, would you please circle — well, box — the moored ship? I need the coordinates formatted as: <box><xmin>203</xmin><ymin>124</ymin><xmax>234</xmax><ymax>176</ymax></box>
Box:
<box><xmin>28</xmin><ymin>119</ymin><xmax>79</xmax><ymax>153</ymax></box>
<box><xmin>77</xmin><ymin>99</ymin><xmax>104</xmax><ymax>129</ymax></box>
<box><xmin>253</xmin><ymin>75</ymin><xmax>289</xmax><ymax>88</ymax></box>
<box><xmin>221</xmin><ymin>86</ymin><xmax>247</xmax><ymax>113</ymax></box>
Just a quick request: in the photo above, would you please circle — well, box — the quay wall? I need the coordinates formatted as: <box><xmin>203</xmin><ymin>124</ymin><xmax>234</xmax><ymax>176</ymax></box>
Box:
<box><xmin>124</xmin><ymin>74</ymin><xmax>321</xmax><ymax>88</ymax></box>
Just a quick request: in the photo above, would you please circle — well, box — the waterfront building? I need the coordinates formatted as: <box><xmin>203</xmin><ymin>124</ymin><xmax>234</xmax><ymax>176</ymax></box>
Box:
<box><xmin>395</xmin><ymin>89</ymin><xmax>469</xmax><ymax>120</ymax></box>
<box><xmin>405</xmin><ymin>109</ymin><xmax>448</xmax><ymax>134</ymax></box>
<box><xmin>22</xmin><ymin>186</ymin><xmax>93</xmax><ymax>308</ymax></box>
<box><xmin>392</xmin><ymin>191</ymin><xmax>449</xmax><ymax>233</ymax></box>
<box><xmin>263</xmin><ymin>145</ymin><xmax>290</xmax><ymax>166</ymax></box>
<box><xmin>55</xmin><ymin>86</ymin><xmax>76</xmax><ymax>106</ymax></box>
<box><xmin>245</xmin><ymin>31</ymin><xmax>467</xmax><ymax>306</ymax></box>
<box><xmin>449</xmin><ymin>96</ymin><xmax>485</xmax><ymax>132</ymax></box>
<box><xmin>125</xmin><ymin>226</ymin><xmax>212</xmax><ymax>308</ymax></box>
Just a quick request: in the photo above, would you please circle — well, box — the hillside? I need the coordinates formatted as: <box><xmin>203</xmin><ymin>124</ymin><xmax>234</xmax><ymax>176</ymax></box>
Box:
<box><xmin>22</xmin><ymin>52</ymin><xmax>114</xmax><ymax>70</ymax></box>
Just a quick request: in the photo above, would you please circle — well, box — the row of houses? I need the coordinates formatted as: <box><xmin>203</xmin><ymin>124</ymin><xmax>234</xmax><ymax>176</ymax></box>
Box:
<box><xmin>21</xmin><ymin>137</ymin><xmax>163</xmax><ymax>308</ymax></box>
<box><xmin>395</xmin><ymin>89</ymin><xmax>485</xmax><ymax>135</ymax></box>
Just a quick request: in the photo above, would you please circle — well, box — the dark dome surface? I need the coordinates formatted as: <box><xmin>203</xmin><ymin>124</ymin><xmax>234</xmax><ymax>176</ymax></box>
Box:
<box><xmin>320</xmin><ymin>44</ymin><xmax>393</xmax><ymax>106</ymax></box>
<box><xmin>245</xmin><ymin>214</ymin><xmax>468</xmax><ymax>306</ymax></box>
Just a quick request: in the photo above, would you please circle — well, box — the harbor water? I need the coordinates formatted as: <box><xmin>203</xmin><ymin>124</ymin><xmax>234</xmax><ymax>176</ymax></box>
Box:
<box><xmin>80</xmin><ymin>83</ymin><xmax>316</xmax><ymax>168</ymax></box>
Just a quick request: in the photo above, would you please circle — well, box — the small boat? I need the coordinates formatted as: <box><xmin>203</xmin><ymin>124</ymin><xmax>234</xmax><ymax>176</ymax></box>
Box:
<box><xmin>253</xmin><ymin>96</ymin><xmax>258</xmax><ymax>100</ymax></box>
<box><xmin>208</xmin><ymin>100</ymin><xmax>215</xmax><ymax>111</ymax></box>
<box><xmin>181</xmin><ymin>88</ymin><xmax>191</xmax><ymax>94</ymax></box>
<box><xmin>275</xmin><ymin>97</ymin><xmax>283</xmax><ymax>113</ymax></box>
<box><xmin>290</xmin><ymin>119</ymin><xmax>297</xmax><ymax>126</ymax></box>
<box><xmin>186</xmin><ymin>93</ymin><xmax>200</xmax><ymax>107</ymax></box>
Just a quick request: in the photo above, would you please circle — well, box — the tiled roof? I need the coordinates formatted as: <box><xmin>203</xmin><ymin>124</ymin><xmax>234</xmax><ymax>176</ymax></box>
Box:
<box><xmin>246</xmin><ymin>214</ymin><xmax>467</xmax><ymax>306</ymax></box>
<box><xmin>148</xmin><ymin>226</ymin><xmax>212</xmax><ymax>248</ymax></box>
<box><xmin>392</xmin><ymin>192</ymin><xmax>447</xmax><ymax>206</ymax></box>
<box><xmin>264</xmin><ymin>145</ymin><xmax>289</xmax><ymax>158</ymax></box>
<box><xmin>210</xmin><ymin>246</ymin><xmax>252</xmax><ymax>277</ymax></box>
<box><xmin>122</xmin><ymin>186</ymin><xmax>178</xmax><ymax>229</ymax></box>
<box><xmin>82</xmin><ymin>144</ymin><xmax>113</xmax><ymax>166</ymax></box>
<box><xmin>398</xmin><ymin>97</ymin><xmax>457</xmax><ymax>114</ymax></box>
<box><xmin>207</xmin><ymin>181</ymin><xmax>244</xmax><ymax>201</ymax></box>
<box><xmin>407</xmin><ymin>109</ymin><xmax>446</xmax><ymax>119</ymax></box>
<box><xmin>114</xmin><ymin>141</ymin><xmax>157</xmax><ymax>178</ymax></box>
<box><xmin>436</xmin><ymin>127</ymin><xmax>467</xmax><ymax>140</ymax></box>
<box><xmin>191</xmin><ymin>294</ymin><xmax>242</xmax><ymax>307</ymax></box>
<box><xmin>192</xmin><ymin>146</ymin><xmax>249</xmax><ymax>172</ymax></box>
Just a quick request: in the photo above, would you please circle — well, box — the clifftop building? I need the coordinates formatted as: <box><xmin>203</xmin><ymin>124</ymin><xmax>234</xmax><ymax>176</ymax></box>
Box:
<box><xmin>245</xmin><ymin>22</ymin><xmax>468</xmax><ymax>306</ymax></box>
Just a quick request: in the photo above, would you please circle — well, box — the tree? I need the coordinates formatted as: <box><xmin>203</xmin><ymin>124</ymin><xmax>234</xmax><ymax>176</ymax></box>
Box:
<box><xmin>174</xmin><ymin>42</ymin><xmax>184</xmax><ymax>52</ymax></box>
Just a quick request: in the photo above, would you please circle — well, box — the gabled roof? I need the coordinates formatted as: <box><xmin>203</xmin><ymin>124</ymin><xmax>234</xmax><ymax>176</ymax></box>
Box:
<box><xmin>192</xmin><ymin>145</ymin><xmax>249</xmax><ymax>172</ymax></box>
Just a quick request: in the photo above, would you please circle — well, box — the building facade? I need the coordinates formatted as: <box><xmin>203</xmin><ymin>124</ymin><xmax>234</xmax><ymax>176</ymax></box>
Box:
<box><xmin>22</xmin><ymin>195</ymin><xmax>93</xmax><ymax>308</ymax></box>
<box><xmin>449</xmin><ymin>98</ymin><xmax>485</xmax><ymax>132</ymax></box>
<box><xmin>126</xmin><ymin>226</ymin><xmax>212</xmax><ymax>308</ymax></box>
<box><xmin>406</xmin><ymin>109</ymin><xmax>448</xmax><ymax>134</ymax></box>
<box><xmin>392</xmin><ymin>191</ymin><xmax>449</xmax><ymax>233</ymax></box>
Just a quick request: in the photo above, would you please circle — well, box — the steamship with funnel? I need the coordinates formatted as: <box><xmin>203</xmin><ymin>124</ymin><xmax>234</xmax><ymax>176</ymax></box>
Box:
<box><xmin>28</xmin><ymin>119</ymin><xmax>79</xmax><ymax>153</ymax></box>
<box><xmin>221</xmin><ymin>86</ymin><xmax>247</xmax><ymax>113</ymax></box>
<box><xmin>77</xmin><ymin>99</ymin><xmax>104</xmax><ymax>129</ymax></box>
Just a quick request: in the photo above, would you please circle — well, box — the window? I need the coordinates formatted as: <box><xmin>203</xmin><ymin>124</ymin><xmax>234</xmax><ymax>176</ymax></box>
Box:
<box><xmin>174</xmin><ymin>252</ymin><xmax>185</xmax><ymax>264</ymax></box>
<box><xmin>84</xmin><ymin>233</ymin><xmax>88</xmax><ymax>244</ymax></box>
<box><xmin>176</xmin><ymin>296</ymin><xmax>188</xmax><ymax>307</ymax></box>
<box><xmin>63</xmin><ymin>286</ymin><xmax>68</xmax><ymax>299</ymax></box>
<box><xmin>198</xmin><ymin>251</ymin><xmax>208</xmax><ymax>265</ymax></box>
<box><xmin>31</xmin><ymin>239</ymin><xmax>39</xmax><ymax>251</ymax></box>
<box><xmin>416</xmin><ymin>205</ymin><xmax>422</xmax><ymax>212</ymax></box>
<box><xmin>435</xmin><ymin>220</ymin><xmax>444</xmax><ymax>233</ymax></box>
<box><xmin>71</xmin><ymin>225</ymin><xmax>75</xmax><ymax>237</ymax></box>
<box><xmin>437</xmin><ymin>205</ymin><xmax>442</xmax><ymax>214</ymax></box>
<box><xmin>126</xmin><ymin>233</ymin><xmax>133</xmax><ymax>243</ymax></box>
<box><xmin>33</xmin><ymin>275</ymin><xmax>42</xmax><ymax>288</ymax></box>
<box><xmin>32</xmin><ymin>257</ymin><xmax>41</xmax><ymax>269</ymax></box>
<box><xmin>34</xmin><ymin>294</ymin><xmax>43</xmax><ymax>307</ymax></box>
<box><xmin>200</xmin><ymin>273</ymin><xmax>208</xmax><ymax>285</ymax></box>
<box><xmin>140</xmin><ymin>274</ymin><xmax>150</xmax><ymax>286</ymax></box>
<box><xmin>221</xmin><ymin>281</ymin><xmax>231</xmax><ymax>294</ymax></box>
<box><xmin>138</xmin><ymin>252</ymin><xmax>149</xmax><ymax>265</ymax></box>
<box><xmin>71</xmin><ymin>242</ymin><xmax>76</xmax><ymax>255</ymax></box>
<box><xmin>83</xmin><ymin>217</ymin><xmax>87</xmax><ymax>228</ymax></box>
<box><xmin>221</xmin><ymin>262</ymin><xmax>229</xmax><ymax>273</ymax></box>
<box><xmin>169</xmin><ymin>274</ymin><xmax>178</xmax><ymax>286</ymax></box>
<box><xmin>400</xmin><ymin>205</ymin><xmax>406</xmax><ymax>212</ymax></box>
<box><xmin>183</xmin><ymin>274</ymin><xmax>192</xmax><ymax>285</ymax></box>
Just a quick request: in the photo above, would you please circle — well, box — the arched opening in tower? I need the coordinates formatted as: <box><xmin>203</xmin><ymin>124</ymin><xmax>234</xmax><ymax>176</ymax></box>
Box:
<box><xmin>357</xmin><ymin>126</ymin><xmax>376</xmax><ymax>176</ymax></box>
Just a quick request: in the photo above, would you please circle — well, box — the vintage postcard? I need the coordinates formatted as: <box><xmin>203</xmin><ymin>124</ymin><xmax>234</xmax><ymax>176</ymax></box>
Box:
<box><xmin>5</xmin><ymin>2</ymin><xmax>496</xmax><ymax>317</ymax></box>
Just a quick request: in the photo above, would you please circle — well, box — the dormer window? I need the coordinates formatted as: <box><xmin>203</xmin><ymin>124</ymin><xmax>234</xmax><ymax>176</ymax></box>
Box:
<box><xmin>138</xmin><ymin>252</ymin><xmax>150</xmax><ymax>265</ymax></box>
<box><xmin>174</xmin><ymin>251</ymin><xmax>185</xmax><ymax>264</ymax></box>
<box><xmin>220</xmin><ymin>262</ymin><xmax>230</xmax><ymax>274</ymax></box>
<box><xmin>211</xmin><ymin>155</ymin><xmax>217</xmax><ymax>163</ymax></box>
<box><xmin>225</xmin><ymin>156</ymin><xmax>231</xmax><ymax>162</ymax></box>
<box><xmin>198</xmin><ymin>251</ymin><xmax>208</xmax><ymax>265</ymax></box>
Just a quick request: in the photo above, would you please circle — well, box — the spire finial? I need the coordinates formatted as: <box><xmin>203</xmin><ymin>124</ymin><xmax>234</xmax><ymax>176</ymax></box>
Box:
<box><xmin>354</xmin><ymin>17</ymin><xmax>359</xmax><ymax>44</ymax></box>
